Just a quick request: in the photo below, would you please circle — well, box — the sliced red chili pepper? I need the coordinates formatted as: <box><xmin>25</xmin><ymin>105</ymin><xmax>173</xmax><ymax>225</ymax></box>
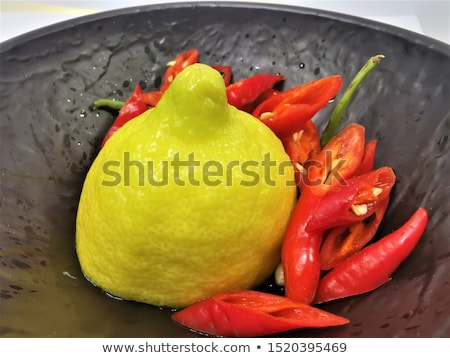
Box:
<box><xmin>283</xmin><ymin>120</ymin><xmax>321</xmax><ymax>189</ymax></box>
<box><xmin>283</xmin><ymin>120</ymin><xmax>321</xmax><ymax>165</ymax></box>
<box><xmin>252</xmin><ymin>75</ymin><xmax>342</xmax><ymax>138</ymax></box>
<box><xmin>354</xmin><ymin>139</ymin><xmax>377</xmax><ymax>176</ymax></box>
<box><xmin>139</xmin><ymin>90</ymin><xmax>163</xmax><ymax>107</ymax></box>
<box><xmin>101</xmin><ymin>84</ymin><xmax>148</xmax><ymax>147</ymax></box>
<box><xmin>257</xmin><ymin>88</ymin><xmax>281</xmax><ymax>103</ymax></box>
<box><xmin>238</xmin><ymin>89</ymin><xmax>282</xmax><ymax>113</ymax></box>
<box><xmin>306</xmin><ymin>166</ymin><xmax>396</xmax><ymax>232</ymax></box>
<box><xmin>160</xmin><ymin>49</ymin><xmax>199</xmax><ymax>92</ymax></box>
<box><xmin>282</xmin><ymin>124</ymin><xmax>365</xmax><ymax>304</ymax></box>
<box><xmin>319</xmin><ymin>196</ymin><xmax>390</xmax><ymax>270</ymax></box>
<box><xmin>211</xmin><ymin>65</ymin><xmax>232</xmax><ymax>86</ymax></box>
<box><xmin>313</xmin><ymin>207</ymin><xmax>428</xmax><ymax>304</ymax></box>
<box><xmin>305</xmin><ymin>123</ymin><xmax>366</xmax><ymax>196</ymax></box>
<box><xmin>226</xmin><ymin>73</ymin><xmax>284</xmax><ymax>110</ymax></box>
<box><xmin>172</xmin><ymin>290</ymin><xmax>349</xmax><ymax>337</ymax></box>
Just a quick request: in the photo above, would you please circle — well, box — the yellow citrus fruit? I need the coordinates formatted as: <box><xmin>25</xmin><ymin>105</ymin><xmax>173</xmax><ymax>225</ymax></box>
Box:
<box><xmin>76</xmin><ymin>63</ymin><xmax>296</xmax><ymax>308</ymax></box>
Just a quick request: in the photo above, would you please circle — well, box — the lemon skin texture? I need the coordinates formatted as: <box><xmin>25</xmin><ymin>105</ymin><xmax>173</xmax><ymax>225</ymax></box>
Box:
<box><xmin>76</xmin><ymin>63</ymin><xmax>296</xmax><ymax>308</ymax></box>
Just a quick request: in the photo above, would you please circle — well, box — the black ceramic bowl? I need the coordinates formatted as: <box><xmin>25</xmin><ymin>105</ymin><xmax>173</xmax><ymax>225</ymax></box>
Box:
<box><xmin>1</xmin><ymin>2</ymin><xmax>449</xmax><ymax>338</ymax></box>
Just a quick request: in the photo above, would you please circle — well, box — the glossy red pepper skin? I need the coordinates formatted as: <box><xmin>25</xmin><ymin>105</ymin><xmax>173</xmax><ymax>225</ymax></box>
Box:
<box><xmin>319</xmin><ymin>196</ymin><xmax>390</xmax><ymax>270</ymax></box>
<box><xmin>354</xmin><ymin>140</ymin><xmax>377</xmax><ymax>176</ymax></box>
<box><xmin>306</xmin><ymin>166</ymin><xmax>396</xmax><ymax>232</ymax></box>
<box><xmin>139</xmin><ymin>90</ymin><xmax>163</xmax><ymax>107</ymax></box>
<box><xmin>211</xmin><ymin>65</ymin><xmax>232</xmax><ymax>86</ymax></box>
<box><xmin>313</xmin><ymin>208</ymin><xmax>428</xmax><ymax>304</ymax></box>
<box><xmin>282</xmin><ymin>124</ymin><xmax>366</xmax><ymax>304</ymax></box>
<box><xmin>160</xmin><ymin>49</ymin><xmax>199</xmax><ymax>92</ymax></box>
<box><xmin>226</xmin><ymin>73</ymin><xmax>284</xmax><ymax>110</ymax></box>
<box><xmin>172</xmin><ymin>290</ymin><xmax>349</xmax><ymax>337</ymax></box>
<box><xmin>237</xmin><ymin>88</ymin><xmax>282</xmax><ymax>114</ymax></box>
<box><xmin>257</xmin><ymin>88</ymin><xmax>281</xmax><ymax>103</ymax></box>
<box><xmin>252</xmin><ymin>75</ymin><xmax>342</xmax><ymax>138</ymax></box>
<box><xmin>305</xmin><ymin>123</ymin><xmax>366</xmax><ymax>195</ymax></box>
<box><xmin>101</xmin><ymin>85</ymin><xmax>148</xmax><ymax>147</ymax></box>
<box><xmin>281</xmin><ymin>189</ymin><xmax>324</xmax><ymax>305</ymax></box>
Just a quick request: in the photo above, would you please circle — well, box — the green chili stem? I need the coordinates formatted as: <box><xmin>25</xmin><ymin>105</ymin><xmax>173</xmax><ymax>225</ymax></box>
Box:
<box><xmin>320</xmin><ymin>54</ymin><xmax>385</xmax><ymax>147</ymax></box>
<box><xmin>92</xmin><ymin>98</ymin><xmax>125</xmax><ymax>110</ymax></box>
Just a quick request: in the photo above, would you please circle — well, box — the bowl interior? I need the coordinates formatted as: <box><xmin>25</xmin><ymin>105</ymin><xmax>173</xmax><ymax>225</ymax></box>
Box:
<box><xmin>1</xmin><ymin>2</ymin><xmax>449</xmax><ymax>337</ymax></box>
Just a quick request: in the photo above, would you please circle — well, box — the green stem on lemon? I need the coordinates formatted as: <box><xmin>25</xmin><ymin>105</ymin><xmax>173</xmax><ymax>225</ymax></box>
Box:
<box><xmin>320</xmin><ymin>54</ymin><xmax>385</xmax><ymax>147</ymax></box>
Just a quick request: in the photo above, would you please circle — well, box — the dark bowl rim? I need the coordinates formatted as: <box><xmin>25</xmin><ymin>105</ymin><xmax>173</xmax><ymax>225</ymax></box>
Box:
<box><xmin>1</xmin><ymin>1</ymin><xmax>449</xmax><ymax>56</ymax></box>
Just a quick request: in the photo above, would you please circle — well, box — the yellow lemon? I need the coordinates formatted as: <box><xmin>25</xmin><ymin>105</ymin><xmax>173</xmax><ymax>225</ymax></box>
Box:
<box><xmin>76</xmin><ymin>64</ymin><xmax>296</xmax><ymax>308</ymax></box>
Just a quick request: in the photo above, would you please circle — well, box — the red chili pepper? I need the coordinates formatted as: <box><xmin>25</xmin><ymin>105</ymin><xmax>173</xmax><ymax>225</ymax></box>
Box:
<box><xmin>319</xmin><ymin>196</ymin><xmax>390</xmax><ymax>270</ymax></box>
<box><xmin>239</xmin><ymin>88</ymin><xmax>282</xmax><ymax>113</ymax></box>
<box><xmin>282</xmin><ymin>124</ymin><xmax>366</xmax><ymax>304</ymax></box>
<box><xmin>172</xmin><ymin>290</ymin><xmax>349</xmax><ymax>337</ymax></box>
<box><xmin>252</xmin><ymin>75</ymin><xmax>342</xmax><ymax>138</ymax></box>
<box><xmin>226</xmin><ymin>73</ymin><xmax>284</xmax><ymax>110</ymax></box>
<box><xmin>283</xmin><ymin>120</ymin><xmax>321</xmax><ymax>189</ymax></box>
<box><xmin>354</xmin><ymin>139</ymin><xmax>377</xmax><ymax>176</ymax></box>
<box><xmin>306</xmin><ymin>166</ymin><xmax>396</xmax><ymax>232</ymax></box>
<box><xmin>257</xmin><ymin>88</ymin><xmax>281</xmax><ymax>103</ymax></box>
<box><xmin>281</xmin><ymin>189</ymin><xmax>324</xmax><ymax>305</ymax></box>
<box><xmin>160</xmin><ymin>49</ymin><xmax>199</xmax><ymax>92</ymax></box>
<box><xmin>101</xmin><ymin>85</ymin><xmax>148</xmax><ymax>147</ymax></box>
<box><xmin>139</xmin><ymin>90</ymin><xmax>163</xmax><ymax>107</ymax></box>
<box><xmin>211</xmin><ymin>65</ymin><xmax>232</xmax><ymax>86</ymax></box>
<box><xmin>313</xmin><ymin>207</ymin><xmax>428</xmax><ymax>304</ymax></box>
<box><xmin>307</xmin><ymin>141</ymin><xmax>388</xmax><ymax>270</ymax></box>
<box><xmin>305</xmin><ymin>123</ymin><xmax>366</xmax><ymax>196</ymax></box>
<box><xmin>283</xmin><ymin>123</ymin><xmax>319</xmax><ymax>166</ymax></box>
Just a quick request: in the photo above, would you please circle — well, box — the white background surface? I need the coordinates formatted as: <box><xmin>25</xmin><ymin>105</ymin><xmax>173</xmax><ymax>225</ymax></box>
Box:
<box><xmin>1</xmin><ymin>0</ymin><xmax>449</xmax><ymax>44</ymax></box>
